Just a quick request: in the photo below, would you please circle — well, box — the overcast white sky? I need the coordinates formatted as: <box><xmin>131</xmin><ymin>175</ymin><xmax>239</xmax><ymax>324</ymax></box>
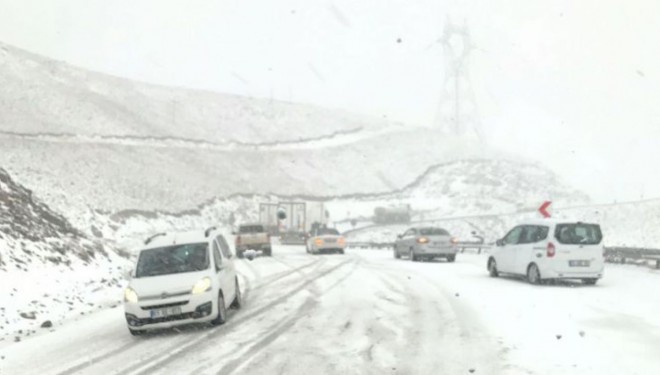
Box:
<box><xmin>0</xmin><ymin>0</ymin><xmax>658</xmax><ymax>202</ymax></box>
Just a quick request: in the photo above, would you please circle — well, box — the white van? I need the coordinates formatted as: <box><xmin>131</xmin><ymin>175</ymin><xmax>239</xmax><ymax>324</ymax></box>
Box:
<box><xmin>488</xmin><ymin>220</ymin><xmax>605</xmax><ymax>285</ymax></box>
<box><xmin>124</xmin><ymin>227</ymin><xmax>242</xmax><ymax>335</ymax></box>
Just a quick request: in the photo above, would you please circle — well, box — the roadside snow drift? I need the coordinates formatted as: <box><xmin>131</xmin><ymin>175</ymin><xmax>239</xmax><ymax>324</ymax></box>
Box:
<box><xmin>0</xmin><ymin>167</ymin><xmax>130</xmax><ymax>345</ymax></box>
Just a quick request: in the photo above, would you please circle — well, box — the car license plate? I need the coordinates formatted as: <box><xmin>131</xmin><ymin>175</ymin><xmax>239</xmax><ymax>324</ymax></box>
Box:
<box><xmin>324</xmin><ymin>238</ymin><xmax>336</xmax><ymax>243</ymax></box>
<box><xmin>150</xmin><ymin>306</ymin><xmax>182</xmax><ymax>318</ymax></box>
<box><xmin>569</xmin><ymin>260</ymin><xmax>590</xmax><ymax>267</ymax></box>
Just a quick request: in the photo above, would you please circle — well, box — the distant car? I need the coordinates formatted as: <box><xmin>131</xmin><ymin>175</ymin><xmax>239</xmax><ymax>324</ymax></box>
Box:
<box><xmin>123</xmin><ymin>227</ymin><xmax>242</xmax><ymax>336</ymax></box>
<box><xmin>488</xmin><ymin>220</ymin><xmax>605</xmax><ymax>285</ymax></box>
<box><xmin>235</xmin><ymin>224</ymin><xmax>272</xmax><ymax>257</ymax></box>
<box><xmin>394</xmin><ymin>227</ymin><xmax>458</xmax><ymax>262</ymax></box>
<box><xmin>306</xmin><ymin>227</ymin><xmax>345</xmax><ymax>254</ymax></box>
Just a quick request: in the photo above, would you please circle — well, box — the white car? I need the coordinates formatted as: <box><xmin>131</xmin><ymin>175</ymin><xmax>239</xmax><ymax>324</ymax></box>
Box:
<box><xmin>306</xmin><ymin>227</ymin><xmax>346</xmax><ymax>254</ymax></box>
<box><xmin>393</xmin><ymin>226</ymin><xmax>458</xmax><ymax>262</ymax></box>
<box><xmin>124</xmin><ymin>227</ymin><xmax>242</xmax><ymax>335</ymax></box>
<box><xmin>488</xmin><ymin>220</ymin><xmax>605</xmax><ymax>285</ymax></box>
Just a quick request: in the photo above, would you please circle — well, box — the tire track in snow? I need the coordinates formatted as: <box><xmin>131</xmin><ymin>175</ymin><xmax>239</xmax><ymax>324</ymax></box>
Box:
<box><xmin>203</xmin><ymin>256</ymin><xmax>360</xmax><ymax>375</ymax></box>
<box><xmin>214</xmin><ymin>297</ymin><xmax>319</xmax><ymax>375</ymax></box>
<box><xmin>121</xmin><ymin>257</ymin><xmax>354</xmax><ymax>375</ymax></box>
<box><xmin>388</xmin><ymin>259</ymin><xmax>503</xmax><ymax>374</ymax></box>
<box><xmin>249</xmin><ymin>258</ymin><xmax>323</xmax><ymax>293</ymax></box>
<box><xmin>52</xmin><ymin>256</ymin><xmax>324</xmax><ymax>375</ymax></box>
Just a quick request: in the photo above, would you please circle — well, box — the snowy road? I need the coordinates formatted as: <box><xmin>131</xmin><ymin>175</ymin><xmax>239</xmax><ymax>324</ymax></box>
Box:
<box><xmin>2</xmin><ymin>246</ymin><xmax>659</xmax><ymax>375</ymax></box>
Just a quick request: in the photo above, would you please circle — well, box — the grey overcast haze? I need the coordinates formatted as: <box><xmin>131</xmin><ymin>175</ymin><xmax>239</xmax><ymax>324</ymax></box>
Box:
<box><xmin>4</xmin><ymin>2</ymin><xmax>660</xmax><ymax>375</ymax></box>
<box><xmin>1</xmin><ymin>0</ymin><xmax>659</xmax><ymax>201</ymax></box>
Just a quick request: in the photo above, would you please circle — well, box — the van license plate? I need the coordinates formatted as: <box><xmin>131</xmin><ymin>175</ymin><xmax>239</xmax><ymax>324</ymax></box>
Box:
<box><xmin>569</xmin><ymin>260</ymin><xmax>590</xmax><ymax>267</ymax></box>
<box><xmin>150</xmin><ymin>307</ymin><xmax>182</xmax><ymax>318</ymax></box>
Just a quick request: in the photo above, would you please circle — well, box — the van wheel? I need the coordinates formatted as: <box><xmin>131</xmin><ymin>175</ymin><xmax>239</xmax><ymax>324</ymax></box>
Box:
<box><xmin>394</xmin><ymin>247</ymin><xmax>401</xmax><ymax>259</ymax></box>
<box><xmin>582</xmin><ymin>278</ymin><xmax>598</xmax><ymax>285</ymax></box>
<box><xmin>211</xmin><ymin>293</ymin><xmax>227</xmax><ymax>326</ymax></box>
<box><xmin>488</xmin><ymin>258</ymin><xmax>499</xmax><ymax>277</ymax></box>
<box><xmin>230</xmin><ymin>279</ymin><xmax>242</xmax><ymax>309</ymax></box>
<box><xmin>527</xmin><ymin>263</ymin><xmax>541</xmax><ymax>285</ymax></box>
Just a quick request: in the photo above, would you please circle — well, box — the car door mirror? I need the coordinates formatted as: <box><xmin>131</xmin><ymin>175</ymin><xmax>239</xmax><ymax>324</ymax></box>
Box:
<box><xmin>397</xmin><ymin>234</ymin><xmax>403</xmax><ymax>239</ymax></box>
<box><xmin>496</xmin><ymin>239</ymin><xmax>504</xmax><ymax>247</ymax></box>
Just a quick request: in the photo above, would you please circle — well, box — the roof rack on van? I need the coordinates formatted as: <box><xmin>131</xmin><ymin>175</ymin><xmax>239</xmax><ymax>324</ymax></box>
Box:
<box><xmin>144</xmin><ymin>232</ymin><xmax>167</xmax><ymax>245</ymax></box>
<box><xmin>204</xmin><ymin>226</ymin><xmax>217</xmax><ymax>238</ymax></box>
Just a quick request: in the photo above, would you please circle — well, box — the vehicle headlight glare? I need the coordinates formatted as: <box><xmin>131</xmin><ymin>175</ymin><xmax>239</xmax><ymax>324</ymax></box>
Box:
<box><xmin>124</xmin><ymin>287</ymin><xmax>139</xmax><ymax>303</ymax></box>
<box><xmin>192</xmin><ymin>277</ymin><xmax>211</xmax><ymax>294</ymax></box>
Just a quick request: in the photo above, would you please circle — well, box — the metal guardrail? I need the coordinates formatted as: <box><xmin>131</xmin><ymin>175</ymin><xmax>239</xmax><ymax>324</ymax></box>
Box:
<box><xmin>604</xmin><ymin>247</ymin><xmax>660</xmax><ymax>269</ymax></box>
<box><xmin>346</xmin><ymin>241</ymin><xmax>492</xmax><ymax>253</ymax></box>
<box><xmin>346</xmin><ymin>242</ymin><xmax>394</xmax><ymax>249</ymax></box>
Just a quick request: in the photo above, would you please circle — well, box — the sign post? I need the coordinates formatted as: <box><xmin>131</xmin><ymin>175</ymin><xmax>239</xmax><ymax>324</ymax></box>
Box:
<box><xmin>538</xmin><ymin>201</ymin><xmax>552</xmax><ymax>218</ymax></box>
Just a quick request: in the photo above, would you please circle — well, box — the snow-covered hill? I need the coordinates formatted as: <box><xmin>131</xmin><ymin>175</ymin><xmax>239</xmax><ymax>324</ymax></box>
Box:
<box><xmin>0</xmin><ymin>41</ymin><xmax>387</xmax><ymax>144</ymax></box>
<box><xmin>0</xmin><ymin>168</ymin><xmax>130</xmax><ymax>344</ymax></box>
<box><xmin>0</xmin><ymin>40</ymin><xmax>494</xmax><ymax>220</ymax></box>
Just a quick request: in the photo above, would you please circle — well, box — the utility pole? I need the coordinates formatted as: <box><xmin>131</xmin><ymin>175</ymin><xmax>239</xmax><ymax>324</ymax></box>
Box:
<box><xmin>434</xmin><ymin>18</ymin><xmax>482</xmax><ymax>140</ymax></box>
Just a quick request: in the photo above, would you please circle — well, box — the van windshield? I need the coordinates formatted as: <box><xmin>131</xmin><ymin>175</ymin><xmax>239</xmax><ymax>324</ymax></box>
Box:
<box><xmin>555</xmin><ymin>224</ymin><xmax>603</xmax><ymax>245</ymax></box>
<box><xmin>136</xmin><ymin>243</ymin><xmax>209</xmax><ymax>278</ymax></box>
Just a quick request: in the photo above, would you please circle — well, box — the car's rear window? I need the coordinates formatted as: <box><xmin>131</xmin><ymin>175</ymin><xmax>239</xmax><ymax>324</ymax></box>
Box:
<box><xmin>317</xmin><ymin>228</ymin><xmax>340</xmax><ymax>235</ymax></box>
<box><xmin>554</xmin><ymin>223</ymin><xmax>603</xmax><ymax>245</ymax></box>
<box><xmin>419</xmin><ymin>228</ymin><xmax>450</xmax><ymax>236</ymax></box>
<box><xmin>136</xmin><ymin>243</ymin><xmax>209</xmax><ymax>278</ymax></box>
<box><xmin>239</xmin><ymin>225</ymin><xmax>265</xmax><ymax>233</ymax></box>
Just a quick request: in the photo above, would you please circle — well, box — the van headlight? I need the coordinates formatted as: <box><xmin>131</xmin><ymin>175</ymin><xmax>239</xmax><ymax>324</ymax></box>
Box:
<box><xmin>124</xmin><ymin>287</ymin><xmax>139</xmax><ymax>303</ymax></box>
<box><xmin>192</xmin><ymin>277</ymin><xmax>212</xmax><ymax>294</ymax></box>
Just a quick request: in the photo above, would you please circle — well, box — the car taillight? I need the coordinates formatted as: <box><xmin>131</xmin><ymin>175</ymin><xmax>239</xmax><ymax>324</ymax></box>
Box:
<box><xmin>417</xmin><ymin>237</ymin><xmax>429</xmax><ymax>244</ymax></box>
<box><xmin>338</xmin><ymin>237</ymin><xmax>345</xmax><ymax>244</ymax></box>
<box><xmin>547</xmin><ymin>242</ymin><xmax>556</xmax><ymax>258</ymax></box>
<box><xmin>450</xmin><ymin>237</ymin><xmax>458</xmax><ymax>245</ymax></box>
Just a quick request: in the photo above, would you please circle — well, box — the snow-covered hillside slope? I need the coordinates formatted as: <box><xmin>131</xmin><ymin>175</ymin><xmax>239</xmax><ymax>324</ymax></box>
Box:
<box><xmin>0</xmin><ymin>127</ymin><xmax>484</xmax><ymax>221</ymax></box>
<box><xmin>0</xmin><ymin>168</ymin><xmax>130</xmax><ymax>344</ymax></box>
<box><xmin>0</xmin><ymin>42</ymin><xmax>385</xmax><ymax>144</ymax></box>
<box><xmin>0</xmin><ymin>40</ymin><xmax>492</xmax><ymax>219</ymax></box>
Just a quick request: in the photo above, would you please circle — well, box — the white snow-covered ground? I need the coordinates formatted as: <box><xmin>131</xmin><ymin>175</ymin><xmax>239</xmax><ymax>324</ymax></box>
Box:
<box><xmin>0</xmin><ymin>248</ymin><xmax>130</xmax><ymax>346</ymax></box>
<box><xmin>1</xmin><ymin>246</ymin><xmax>659</xmax><ymax>375</ymax></box>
